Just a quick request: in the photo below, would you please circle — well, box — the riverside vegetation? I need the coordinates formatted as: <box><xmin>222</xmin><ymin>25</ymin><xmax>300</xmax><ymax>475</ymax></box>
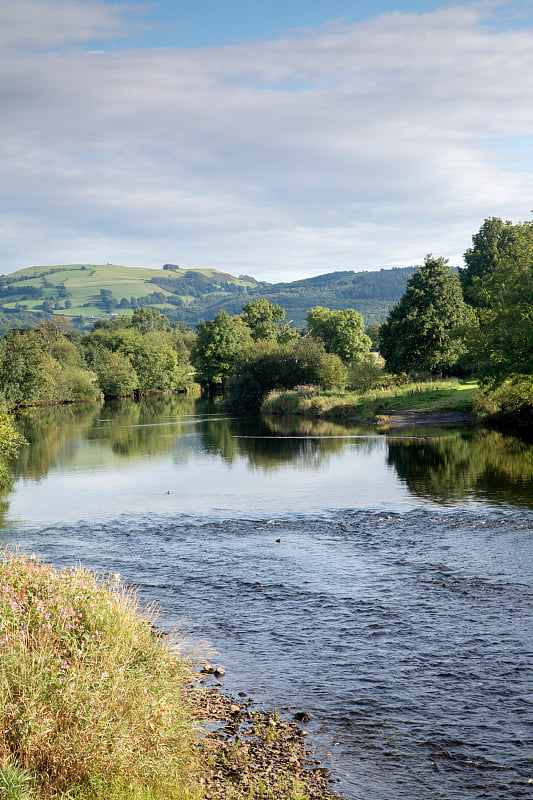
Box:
<box><xmin>0</xmin><ymin>217</ymin><xmax>531</xmax><ymax>427</ymax></box>
<box><xmin>0</xmin><ymin>549</ymin><xmax>343</xmax><ymax>800</ymax></box>
<box><xmin>0</xmin><ymin>215</ymin><xmax>531</xmax><ymax>799</ymax></box>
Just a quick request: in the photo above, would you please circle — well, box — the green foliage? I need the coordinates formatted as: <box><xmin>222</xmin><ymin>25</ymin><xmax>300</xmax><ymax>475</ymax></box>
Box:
<box><xmin>465</xmin><ymin>224</ymin><xmax>533</xmax><ymax>388</ymax></box>
<box><xmin>365</xmin><ymin>322</ymin><xmax>383</xmax><ymax>351</ymax></box>
<box><xmin>49</xmin><ymin>364</ymin><xmax>100</xmax><ymax>403</ymax></box>
<box><xmin>240</xmin><ymin>299</ymin><xmax>287</xmax><ymax>341</ymax></box>
<box><xmin>191</xmin><ymin>311</ymin><xmax>250</xmax><ymax>391</ymax></box>
<box><xmin>130</xmin><ymin>307</ymin><xmax>171</xmax><ymax>334</ymax></box>
<box><xmin>461</xmin><ymin>217</ymin><xmax>533</xmax><ymax>307</ymax></box>
<box><xmin>0</xmin><ymin>760</ymin><xmax>35</xmax><ymax>800</ymax></box>
<box><xmin>82</xmin><ymin>314</ymin><xmax>194</xmax><ymax>398</ymax></box>
<box><xmin>473</xmin><ymin>379</ymin><xmax>533</xmax><ymax>423</ymax></box>
<box><xmin>346</xmin><ymin>353</ymin><xmax>386</xmax><ymax>392</ymax></box>
<box><xmin>0</xmin><ymin>330</ymin><xmax>51</xmax><ymax>407</ymax></box>
<box><xmin>0</xmin><ymin>407</ymin><xmax>26</xmax><ymax>492</ymax></box>
<box><xmin>227</xmin><ymin>338</ymin><xmax>346</xmax><ymax>411</ymax></box>
<box><xmin>305</xmin><ymin>306</ymin><xmax>372</xmax><ymax>363</ymax></box>
<box><xmin>130</xmin><ymin>331</ymin><xmax>184</xmax><ymax>393</ymax></box>
<box><xmin>380</xmin><ymin>255</ymin><xmax>475</xmax><ymax>375</ymax></box>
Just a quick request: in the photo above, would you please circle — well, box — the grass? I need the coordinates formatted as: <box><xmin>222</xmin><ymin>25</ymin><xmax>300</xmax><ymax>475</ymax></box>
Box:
<box><xmin>0</xmin><ymin>549</ymin><xmax>203</xmax><ymax>800</ymax></box>
<box><xmin>262</xmin><ymin>380</ymin><xmax>478</xmax><ymax>421</ymax></box>
<box><xmin>0</xmin><ymin>265</ymin><xmax>253</xmax><ymax>319</ymax></box>
<box><xmin>0</xmin><ymin>551</ymin><xmax>336</xmax><ymax>800</ymax></box>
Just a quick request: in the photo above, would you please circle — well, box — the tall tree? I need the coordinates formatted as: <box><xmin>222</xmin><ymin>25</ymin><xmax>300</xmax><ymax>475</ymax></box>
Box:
<box><xmin>240</xmin><ymin>299</ymin><xmax>287</xmax><ymax>341</ymax></box>
<box><xmin>467</xmin><ymin>231</ymin><xmax>533</xmax><ymax>386</ymax></box>
<box><xmin>380</xmin><ymin>255</ymin><xmax>474</xmax><ymax>375</ymax></box>
<box><xmin>191</xmin><ymin>311</ymin><xmax>250</xmax><ymax>391</ymax></box>
<box><xmin>461</xmin><ymin>217</ymin><xmax>533</xmax><ymax>307</ymax></box>
<box><xmin>306</xmin><ymin>307</ymin><xmax>371</xmax><ymax>363</ymax></box>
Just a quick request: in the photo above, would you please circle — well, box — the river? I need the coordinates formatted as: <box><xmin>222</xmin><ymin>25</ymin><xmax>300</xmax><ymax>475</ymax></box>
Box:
<box><xmin>1</xmin><ymin>395</ymin><xmax>532</xmax><ymax>799</ymax></box>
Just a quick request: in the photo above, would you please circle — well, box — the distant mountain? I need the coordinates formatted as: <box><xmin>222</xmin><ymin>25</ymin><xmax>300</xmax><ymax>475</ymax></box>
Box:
<box><xmin>0</xmin><ymin>263</ymin><xmax>419</xmax><ymax>332</ymax></box>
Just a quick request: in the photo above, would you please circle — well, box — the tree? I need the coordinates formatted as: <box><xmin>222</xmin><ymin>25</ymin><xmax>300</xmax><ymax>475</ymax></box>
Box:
<box><xmin>227</xmin><ymin>338</ymin><xmax>346</xmax><ymax>411</ymax></box>
<box><xmin>380</xmin><ymin>255</ymin><xmax>474</xmax><ymax>375</ymax></box>
<box><xmin>240</xmin><ymin>299</ymin><xmax>287</xmax><ymax>341</ymax></box>
<box><xmin>461</xmin><ymin>218</ymin><xmax>533</xmax><ymax>307</ymax></box>
<box><xmin>191</xmin><ymin>311</ymin><xmax>250</xmax><ymax>391</ymax></box>
<box><xmin>131</xmin><ymin>331</ymin><xmax>184</xmax><ymax>393</ymax></box>
<box><xmin>94</xmin><ymin>350</ymin><xmax>138</xmax><ymax>398</ymax></box>
<box><xmin>467</xmin><ymin>231</ymin><xmax>533</xmax><ymax>386</ymax></box>
<box><xmin>130</xmin><ymin>308</ymin><xmax>170</xmax><ymax>334</ymax></box>
<box><xmin>306</xmin><ymin>307</ymin><xmax>371</xmax><ymax>363</ymax></box>
<box><xmin>365</xmin><ymin>322</ymin><xmax>383</xmax><ymax>351</ymax></box>
<box><xmin>0</xmin><ymin>329</ymin><xmax>50</xmax><ymax>406</ymax></box>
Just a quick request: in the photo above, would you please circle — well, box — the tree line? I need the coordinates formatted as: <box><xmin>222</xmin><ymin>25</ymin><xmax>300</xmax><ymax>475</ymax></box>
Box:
<box><xmin>0</xmin><ymin>308</ymin><xmax>195</xmax><ymax>408</ymax></box>
<box><xmin>0</xmin><ymin>299</ymin><xmax>374</xmax><ymax>410</ymax></box>
<box><xmin>0</xmin><ymin>216</ymin><xmax>530</xmax><ymax>422</ymax></box>
<box><xmin>378</xmin><ymin>217</ymin><xmax>532</xmax><ymax>420</ymax></box>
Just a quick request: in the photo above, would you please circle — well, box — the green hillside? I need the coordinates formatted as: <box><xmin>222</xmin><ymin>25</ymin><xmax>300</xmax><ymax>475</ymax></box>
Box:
<box><xmin>0</xmin><ymin>262</ymin><xmax>418</xmax><ymax>332</ymax></box>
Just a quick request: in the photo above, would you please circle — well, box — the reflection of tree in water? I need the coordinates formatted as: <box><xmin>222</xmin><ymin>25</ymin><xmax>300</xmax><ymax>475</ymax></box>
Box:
<box><xmin>12</xmin><ymin>395</ymin><xmax>213</xmax><ymax>482</ymax></box>
<box><xmin>387</xmin><ymin>428</ymin><xmax>533</xmax><ymax>507</ymax></box>
<box><xmin>94</xmin><ymin>394</ymin><xmax>208</xmax><ymax>457</ymax></box>
<box><xmin>195</xmin><ymin>413</ymin><xmax>384</xmax><ymax>471</ymax></box>
<box><xmin>10</xmin><ymin>399</ymin><xmax>533</xmax><ymax>508</ymax></box>
<box><xmin>13</xmin><ymin>403</ymin><xmax>103</xmax><ymax>481</ymax></box>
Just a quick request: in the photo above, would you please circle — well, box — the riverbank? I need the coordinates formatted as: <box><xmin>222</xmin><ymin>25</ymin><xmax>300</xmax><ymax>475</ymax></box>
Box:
<box><xmin>0</xmin><ymin>549</ymin><xmax>344</xmax><ymax>800</ymax></box>
<box><xmin>261</xmin><ymin>380</ymin><xmax>478</xmax><ymax>424</ymax></box>
<box><xmin>194</xmin><ymin>680</ymin><xmax>345</xmax><ymax>799</ymax></box>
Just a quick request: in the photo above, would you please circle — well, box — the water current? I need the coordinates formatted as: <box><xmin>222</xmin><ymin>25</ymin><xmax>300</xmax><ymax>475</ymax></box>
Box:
<box><xmin>1</xmin><ymin>396</ymin><xmax>532</xmax><ymax>800</ymax></box>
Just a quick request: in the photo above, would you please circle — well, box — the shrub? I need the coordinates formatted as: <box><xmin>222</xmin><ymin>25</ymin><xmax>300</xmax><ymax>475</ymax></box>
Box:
<box><xmin>474</xmin><ymin>379</ymin><xmax>533</xmax><ymax>423</ymax></box>
<box><xmin>346</xmin><ymin>353</ymin><xmax>385</xmax><ymax>392</ymax></box>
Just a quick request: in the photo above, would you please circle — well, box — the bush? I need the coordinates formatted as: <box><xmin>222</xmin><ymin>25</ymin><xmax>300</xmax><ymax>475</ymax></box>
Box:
<box><xmin>474</xmin><ymin>379</ymin><xmax>533</xmax><ymax>423</ymax></box>
<box><xmin>50</xmin><ymin>366</ymin><xmax>101</xmax><ymax>403</ymax></box>
<box><xmin>227</xmin><ymin>339</ymin><xmax>346</xmax><ymax>411</ymax></box>
<box><xmin>346</xmin><ymin>353</ymin><xmax>385</xmax><ymax>392</ymax></box>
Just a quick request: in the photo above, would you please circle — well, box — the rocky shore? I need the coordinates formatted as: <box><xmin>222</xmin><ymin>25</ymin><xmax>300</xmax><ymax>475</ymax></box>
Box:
<box><xmin>194</xmin><ymin>674</ymin><xmax>346</xmax><ymax>800</ymax></box>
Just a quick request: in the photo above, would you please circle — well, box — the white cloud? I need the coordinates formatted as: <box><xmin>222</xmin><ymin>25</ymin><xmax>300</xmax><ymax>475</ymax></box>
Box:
<box><xmin>0</xmin><ymin>0</ymin><xmax>132</xmax><ymax>51</ymax></box>
<box><xmin>1</xmin><ymin>1</ymin><xmax>533</xmax><ymax>278</ymax></box>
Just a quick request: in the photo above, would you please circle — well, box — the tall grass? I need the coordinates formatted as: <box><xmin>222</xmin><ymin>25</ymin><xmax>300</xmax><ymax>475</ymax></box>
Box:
<box><xmin>0</xmin><ymin>549</ymin><xmax>202</xmax><ymax>800</ymax></box>
<box><xmin>262</xmin><ymin>379</ymin><xmax>478</xmax><ymax>419</ymax></box>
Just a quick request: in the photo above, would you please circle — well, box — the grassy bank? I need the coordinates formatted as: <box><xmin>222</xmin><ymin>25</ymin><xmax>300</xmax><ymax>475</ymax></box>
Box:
<box><xmin>261</xmin><ymin>380</ymin><xmax>478</xmax><ymax>422</ymax></box>
<box><xmin>0</xmin><ymin>550</ymin><xmax>342</xmax><ymax>800</ymax></box>
<box><xmin>0</xmin><ymin>549</ymin><xmax>202</xmax><ymax>800</ymax></box>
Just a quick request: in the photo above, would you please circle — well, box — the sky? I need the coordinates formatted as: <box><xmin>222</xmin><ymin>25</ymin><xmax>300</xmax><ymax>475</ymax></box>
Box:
<box><xmin>1</xmin><ymin>0</ymin><xmax>533</xmax><ymax>281</ymax></box>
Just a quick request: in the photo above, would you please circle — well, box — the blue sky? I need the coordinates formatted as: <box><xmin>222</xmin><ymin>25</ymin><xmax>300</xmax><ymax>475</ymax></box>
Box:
<box><xmin>1</xmin><ymin>0</ymin><xmax>533</xmax><ymax>280</ymax></box>
<box><xmin>111</xmin><ymin>1</ymin><xmax>464</xmax><ymax>48</ymax></box>
<box><xmin>107</xmin><ymin>1</ymin><xmax>533</xmax><ymax>48</ymax></box>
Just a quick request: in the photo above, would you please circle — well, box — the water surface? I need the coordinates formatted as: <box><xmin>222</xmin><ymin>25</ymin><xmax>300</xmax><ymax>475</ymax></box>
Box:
<box><xmin>1</xmin><ymin>396</ymin><xmax>532</xmax><ymax>799</ymax></box>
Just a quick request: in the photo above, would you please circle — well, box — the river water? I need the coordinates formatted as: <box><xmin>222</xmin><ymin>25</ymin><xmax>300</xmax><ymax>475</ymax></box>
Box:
<box><xmin>1</xmin><ymin>396</ymin><xmax>532</xmax><ymax>799</ymax></box>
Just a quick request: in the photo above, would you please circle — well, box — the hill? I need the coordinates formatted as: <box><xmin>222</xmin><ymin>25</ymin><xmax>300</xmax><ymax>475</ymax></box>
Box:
<box><xmin>0</xmin><ymin>262</ymin><xmax>419</xmax><ymax>332</ymax></box>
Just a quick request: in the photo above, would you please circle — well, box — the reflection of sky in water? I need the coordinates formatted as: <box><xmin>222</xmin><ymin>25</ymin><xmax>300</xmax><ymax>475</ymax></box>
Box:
<box><xmin>12</xmin><ymin>434</ymin><xmax>409</xmax><ymax>525</ymax></box>
<box><xmin>7</xmin><ymin>400</ymin><xmax>533</xmax><ymax>527</ymax></box>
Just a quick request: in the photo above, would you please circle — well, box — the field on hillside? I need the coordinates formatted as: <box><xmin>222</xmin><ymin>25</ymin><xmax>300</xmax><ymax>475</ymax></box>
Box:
<box><xmin>0</xmin><ymin>263</ymin><xmax>417</xmax><ymax>331</ymax></box>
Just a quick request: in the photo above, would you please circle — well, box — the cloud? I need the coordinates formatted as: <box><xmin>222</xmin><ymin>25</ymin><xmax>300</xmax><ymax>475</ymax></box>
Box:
<box><xmin>0</xmin><ymin>0</ymin><xmax>133</xmax><ymax>51</ymax></box>
<box><xmin>1</xmin><ymin>1</ymin><xmax>533</xmax><ymax>278</ymax></box>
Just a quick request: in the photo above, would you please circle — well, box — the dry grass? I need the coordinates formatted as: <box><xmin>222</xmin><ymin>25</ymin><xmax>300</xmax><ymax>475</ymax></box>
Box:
<box><xmin>0</xmin><ymin>549</ymin><xmax>203</xmax><ymax>800</ymax></box>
